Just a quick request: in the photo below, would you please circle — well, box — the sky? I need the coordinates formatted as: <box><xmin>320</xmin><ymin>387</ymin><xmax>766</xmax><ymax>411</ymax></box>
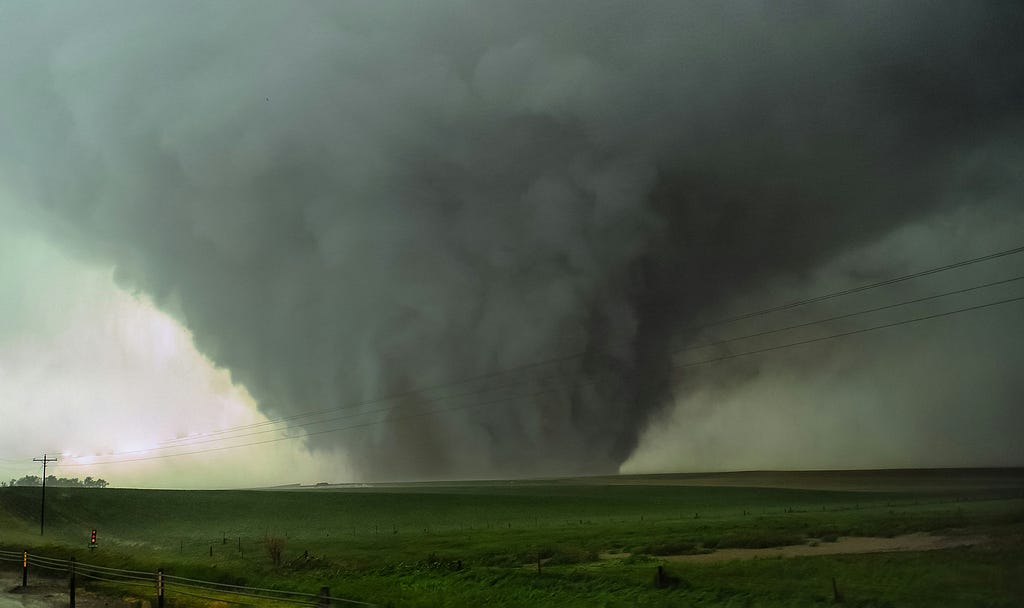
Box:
<box><xmin>0</xmin><ymin>2</ymin><xmax>1022</xmax><ymax>488</ymax></box>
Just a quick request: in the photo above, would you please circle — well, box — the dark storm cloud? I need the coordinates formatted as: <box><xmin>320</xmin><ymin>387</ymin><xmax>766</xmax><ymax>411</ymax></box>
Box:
<box><xmin>0</xmin><ymin>1</ymin><xmax>1021</xmax><ymax>479</ymax></box>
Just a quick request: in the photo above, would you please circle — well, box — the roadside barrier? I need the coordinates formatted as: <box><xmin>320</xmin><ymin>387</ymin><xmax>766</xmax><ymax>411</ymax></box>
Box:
<box><xmin>0</xmin><ymin>550</ymin><xmax>375</xmax><ymax>607</ymax></box>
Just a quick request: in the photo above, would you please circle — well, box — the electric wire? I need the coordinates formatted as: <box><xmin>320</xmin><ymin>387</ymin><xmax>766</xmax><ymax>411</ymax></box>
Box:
<box><xmin>677</xmin><ymin>274</ymin><xmax>1024</xmax><ymax>354</ymax></box>
<box><xmin>148</xmin><ymin>243</ymin><xmax>1024</xmax><ymax>452</ymax></box>
<box><xmin>109</xmin><ymin>368</ymin><xmax>579</xmax><ymax>458</ymax></box>
<box><xmin>111</xmin><ymin>273</ymin><xmax>1024</xmax><ymax>460</ymax></box>
<box><xmin>683</xmin><ymin>243</ymin><xmax>1024</xmax><ymax>331</ymax></box>
<box><xmin>676</xmin><ymin>294</ymin><xmax>1024</xmax><ymax>368</ymax></box>
<box><xmin>39</xmin><ymin>245</ymin><xmax>1024</xmax><ymax>468</ymax></box>
<box><xmin>61</xmin><ymin>384</ymin><xmax>575</xmax><ymax>466</ymax></box>
<box><xmin>18</xmin><ymin>249</ymin><xmax>1024</xmax><ymax>465</ymax></box>
<box><xmin>58</xmin><ymin>289</ymin><xmax>1024</xmax><ymax>466</ymax></box>
<box><xmin>159</xmin><ymin>350</ymin><xmax>586</xmax><ymax>446</ymax></box>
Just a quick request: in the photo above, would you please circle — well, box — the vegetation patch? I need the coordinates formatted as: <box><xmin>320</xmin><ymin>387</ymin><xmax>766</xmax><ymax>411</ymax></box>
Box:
<box><xmin>0</xmin><ymin>478</ymin><xmax>1021</xmax><ymax>607</ymax></box>
<box><xmin>709</xmin><ymin>532</ymin><xmax>806</xmax><ymax>549</ymax></box>
<box><xmin>632</xmin><ymin>540</ymin><xmax>701</xmax><ymax>556</ymax></box>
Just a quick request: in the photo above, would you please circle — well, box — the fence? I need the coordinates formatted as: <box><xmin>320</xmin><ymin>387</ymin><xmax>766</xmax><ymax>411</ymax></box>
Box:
<box><xmin>0</xmin><ymin>550</ymin><xmax>375</xmax><ymax>607</ymax></box>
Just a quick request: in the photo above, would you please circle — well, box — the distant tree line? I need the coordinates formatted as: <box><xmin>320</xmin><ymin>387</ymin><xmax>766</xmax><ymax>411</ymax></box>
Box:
<box><xmin>3</xmin><ymin>475</ymin><xmax>109</xmax><ymax>488</ymax></box>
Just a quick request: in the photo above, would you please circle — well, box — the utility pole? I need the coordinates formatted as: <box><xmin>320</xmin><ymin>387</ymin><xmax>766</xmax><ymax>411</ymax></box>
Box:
<box><xmin>32</xmin><ymin>454</ymin><xmax>57</xmax><ymax>536</ymax></box>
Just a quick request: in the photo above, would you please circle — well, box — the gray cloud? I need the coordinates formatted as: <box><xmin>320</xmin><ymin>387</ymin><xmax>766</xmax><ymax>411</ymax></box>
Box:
<box><xmin>626</xmin><ymin>202</ymin><xmax>1024</xmax><ymax>473</ymax></box>
<box><xmin>1</xmin><ymin>1</ymin><xmax>1021</xmax><ymax>479</ymax></box>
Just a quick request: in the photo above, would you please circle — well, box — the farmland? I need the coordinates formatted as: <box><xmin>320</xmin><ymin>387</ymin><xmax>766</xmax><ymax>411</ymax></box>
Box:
<box><xmin>1</xmin><ymin>469</ymin><xmax>1022</xmax><ymax>607</ymax></box>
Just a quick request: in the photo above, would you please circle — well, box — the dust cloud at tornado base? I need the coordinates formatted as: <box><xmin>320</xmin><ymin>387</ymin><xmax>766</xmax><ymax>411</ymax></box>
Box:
<box><xmin>0</xmin><ymin>2</ymin><xmax>1021</xmax><ymax>479</ymax></box>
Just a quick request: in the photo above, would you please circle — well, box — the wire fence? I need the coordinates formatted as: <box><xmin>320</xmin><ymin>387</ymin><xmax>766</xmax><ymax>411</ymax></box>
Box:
<box><xmin>0</xmin><ymin>550</ymin><xmax>376</xmax><ymax>607</ymax></box>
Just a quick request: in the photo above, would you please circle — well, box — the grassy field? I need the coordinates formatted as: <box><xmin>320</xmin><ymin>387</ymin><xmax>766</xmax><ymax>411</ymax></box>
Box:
<box><xmin>1</xmin><ymin>470</ymin><xmax>1022</xmax><ymax>607</ymax></box>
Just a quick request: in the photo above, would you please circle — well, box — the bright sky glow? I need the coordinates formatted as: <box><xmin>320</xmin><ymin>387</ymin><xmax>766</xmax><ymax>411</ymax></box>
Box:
<box><xmin>0</xmin><ymin>211</ymin><xmax>347</xmax><ymax>488</ymax></box>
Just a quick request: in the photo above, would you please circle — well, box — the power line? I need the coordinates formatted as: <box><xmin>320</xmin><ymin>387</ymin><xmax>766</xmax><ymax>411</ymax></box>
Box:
<box><xmin>684</xmin><ymin>243</ymin><xmax>1024</xmax><ymax>332</ymax></box>
<box><xmin>174</xmin><ymin>350</ymin><xmax>585</xmax><ymax>441</ymax></box>
<box><xmin>22</xmin><ymin>287</ymin><xmax>1024</xmax><ymax>469</ymax></box>
<box><xmin>129</xmin><ymin>273</ymin><xmax>1024</xmax><ymax>457</ymax></box>
<box><xmin>32</xmin><ymin>244</ymin><xmax>1024</xmax><ymax>468</ymax></box>
<box><xmin>676</xmin><ymin>294</ymin><xmax>1024</xmax><ymax>368</ymax></box>
<box><xmin>676</xmin><ymin>274</ymin><xmax>1024</xmax><ymax>355</ymax></box>
<box><xmin>32</xmin><ymin>453</ymin><xmax>57</xmax><ymax>536</ymax></box>
<box><xmin>146</xmin><ymin>242</ymin><xmax>1024</xmax><ymax>452</ymax></box>
<box><xmin>60</xmin><ymin>291</ymin><xmax>1023</xmax><ymax>467</ymax></box>
<box><xmin>59</xmin><ymin>384</ymin><xmax>576</xmax><ymax>466</ymax></box>
<box><xmin>172</xmin><ymin>368</ymin><xmax>576</xmax><ymax>444</ymax></box>
<box><xmin>71</xmin><ymin>370</ymin><xmax>577</xmax><ymax>461</ymax></box>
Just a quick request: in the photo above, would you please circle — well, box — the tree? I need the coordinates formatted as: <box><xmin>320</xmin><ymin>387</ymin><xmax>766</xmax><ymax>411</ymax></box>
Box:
<box><xmin>9</xmin><ymin>475</ymin><xmax>109</xmax><ymax>488</ymax></box>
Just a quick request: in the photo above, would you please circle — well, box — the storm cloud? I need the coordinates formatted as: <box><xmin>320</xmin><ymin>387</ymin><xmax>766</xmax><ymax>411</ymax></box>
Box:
<box><xmin>1</xmin><ymin>1</ymin><xmax>1022</xmax><ymax>479</ymax></box>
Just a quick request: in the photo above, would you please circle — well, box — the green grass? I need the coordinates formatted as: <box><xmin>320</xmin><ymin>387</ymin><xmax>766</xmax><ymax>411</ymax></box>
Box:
<box><xmin>1</xmin><ymin>478</ymin><xmax>1022</xmax><ymax>607</ymax></box>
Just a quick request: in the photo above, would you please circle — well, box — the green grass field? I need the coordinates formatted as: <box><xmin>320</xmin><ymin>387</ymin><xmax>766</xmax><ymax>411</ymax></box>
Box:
<box><xmin>1</xmin><ymin>470</ymin><xmax>1022</xmax><ymax>607</ymax></box>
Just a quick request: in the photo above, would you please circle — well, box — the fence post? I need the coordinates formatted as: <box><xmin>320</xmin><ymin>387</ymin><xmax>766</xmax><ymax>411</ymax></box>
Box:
<box><xmin>157</xmin><ymin>569</ymin><xmax>164</xmax><ymax>608</ymax></box>
<box><xmin>318</xmin><ymin>586</ymin><xmax>330</xmax><ymax>608</ymax></box>
<box><xmin>832</xmin><ymin>577</ymin><xmax>843</xmax><ymax>603</ymax></box>
<box><xmin>22</xmin><ymin>550</ymin><xmax>27</xmax><ymax>587</ymax></box>
<box><xmin>69</xmin><ymin>557</ymin><xmax>76</xmax><ymax>608</ymax></box>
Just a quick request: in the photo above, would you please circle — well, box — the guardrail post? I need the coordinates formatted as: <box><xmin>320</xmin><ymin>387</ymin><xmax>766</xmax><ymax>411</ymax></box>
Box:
<box><xmin>22</xmin><ymin>550</ymin><xmax>27</xmax><ymax>587</ymax></box>
<box><xmin>157</xmin><ymin>569</ymin><xmax>165</xmax><ymax>608</ymax></box>
<box><xmin>318</xmin><ymin>586</ymin><xmax>330</xmax><ymax>608</ymax></box>
<box><xmin>69</xmin><ymin>557</ymin><xmax>76</xmax><ymax>608</ymax></box>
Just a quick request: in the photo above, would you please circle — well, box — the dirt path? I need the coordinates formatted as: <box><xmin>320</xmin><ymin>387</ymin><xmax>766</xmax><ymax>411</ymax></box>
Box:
<box><xmin>0</xmin><ymin>572</ymin><xmax>68</xmax><ymax>608</ymax></box>
<box><xmin>0</xmin><ymin>571</ymin><xmax>140</xmax><ymax>608</ymax></box>
<box><xmin>601</xmin><ymin>533</ymin><xmax>987</xmax><ymax>564</ymax></box>
<box><xmin>671</xmin><ymin>533</ymin><xmax>986</xmax><ymax>563</ymax></box>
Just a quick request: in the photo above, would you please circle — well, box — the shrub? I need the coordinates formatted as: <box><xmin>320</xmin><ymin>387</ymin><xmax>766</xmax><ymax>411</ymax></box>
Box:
<box><xmin>716</xmin><ymin>533</ymin><xmax>804</xmax><ymax>549</ymax></box>
<box><xmin>265</xmin><ymin>535</ymin><xmax>285</xmax><ymax>567</ymax></box>
<box><xmin>633</xmin><ymin>541</ymin><xmax>699</xmax><ymax>556</ymax></box>
<box><xmin>545</xmin><ymin>545</ymin><xmax>598</xmax><ymax>565</ymax></box>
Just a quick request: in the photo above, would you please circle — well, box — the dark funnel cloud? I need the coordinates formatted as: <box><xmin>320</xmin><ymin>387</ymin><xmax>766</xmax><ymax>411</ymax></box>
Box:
<box><xmin>1</xmin><ymin>2</ymin><xmax>1021</xmax><ymax>479</ymax></box>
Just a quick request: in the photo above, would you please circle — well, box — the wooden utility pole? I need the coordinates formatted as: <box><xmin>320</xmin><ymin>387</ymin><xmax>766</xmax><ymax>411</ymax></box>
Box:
<box><xmin>32</xmin><ymin>454</ymin><xmax>57</xmax><ymax>536</ymax></box>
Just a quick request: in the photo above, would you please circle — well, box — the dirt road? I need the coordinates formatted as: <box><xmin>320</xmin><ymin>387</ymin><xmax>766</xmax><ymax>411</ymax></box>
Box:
<box><xmin>0</xmin><ymin>571</ymin><xmax>134</xmax><ymax>608</ymax></box>
<box><xmin>0</xmin><ymin>572</ymin><xmax>67</xmax><ymax>608</ymax></box>
<box><xmin>601</xmin><ymin>532</ymin><xmax>987</xmax><ymax>564</ymax></box>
